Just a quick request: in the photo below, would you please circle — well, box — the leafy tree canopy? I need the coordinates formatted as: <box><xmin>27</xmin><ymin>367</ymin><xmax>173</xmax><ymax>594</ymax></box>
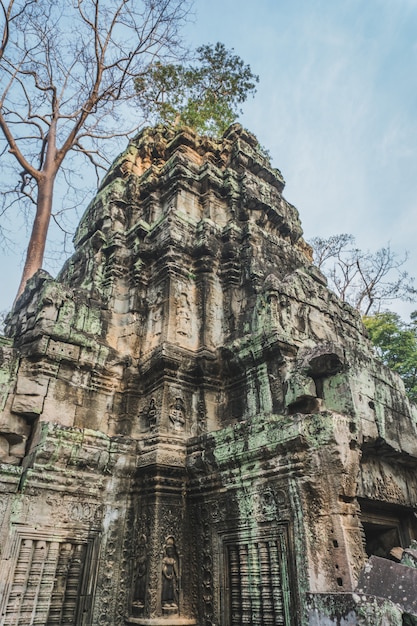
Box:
<box><xmin>135</xmin><ymin>42</ymin><xmax>259</xmax><ymax>136</ymax></box>
<box><xmin>363</xmin><ymin>312</ymin><xmax>417</xmax><ymax>404</ymax></box>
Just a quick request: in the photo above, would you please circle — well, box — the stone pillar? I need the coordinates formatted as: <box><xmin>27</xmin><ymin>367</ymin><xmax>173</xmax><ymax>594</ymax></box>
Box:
<box><xmin>127</xmin><ymin>437</ymin><xmax>196</xmax><ymax>625</ymax></box>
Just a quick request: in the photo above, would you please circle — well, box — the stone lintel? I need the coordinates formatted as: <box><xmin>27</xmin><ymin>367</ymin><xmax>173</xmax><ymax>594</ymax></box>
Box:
<box><xmin>136</xmin><ymin>445</ymin><xmax>188</xmax><ymax>471</ymax></box>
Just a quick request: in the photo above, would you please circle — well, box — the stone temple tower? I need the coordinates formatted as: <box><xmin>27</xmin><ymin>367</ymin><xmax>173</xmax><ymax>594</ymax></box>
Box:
<box><xmin>1</xmin><ymin>125</ymin><xmax>417</xmax><ymax>625</ymax></box>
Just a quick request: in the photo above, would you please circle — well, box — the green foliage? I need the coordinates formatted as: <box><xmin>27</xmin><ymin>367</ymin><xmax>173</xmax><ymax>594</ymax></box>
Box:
<box><xmin>363</xmin><ymin>311</ymin><xmax>417</xmax><ymax>404</ymax></box>
<box><xmin>135</xmin><ymin>42</ymin><xmax>258</xmax><ymax>136</ymax></box>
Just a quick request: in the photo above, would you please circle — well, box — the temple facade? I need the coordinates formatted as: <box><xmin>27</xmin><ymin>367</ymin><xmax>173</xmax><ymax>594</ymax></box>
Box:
<box><xmin>1</xmin><ymin>125</ymin><xmax>417</xmax><ymax>625</ymax></box>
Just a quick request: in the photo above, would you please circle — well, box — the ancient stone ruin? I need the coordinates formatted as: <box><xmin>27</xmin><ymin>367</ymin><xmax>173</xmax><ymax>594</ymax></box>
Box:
<box><xmin>1</xmin><ymin>125</ymin><xmax>417</xmax><ymax>625</ymax></box>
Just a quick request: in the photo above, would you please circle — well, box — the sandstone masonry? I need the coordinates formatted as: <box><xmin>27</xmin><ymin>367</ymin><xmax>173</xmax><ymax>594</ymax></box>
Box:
<box><xmin>1</xmin><ymin>125</ymin><xmax>417</xmax><ymax>625</ymax></box>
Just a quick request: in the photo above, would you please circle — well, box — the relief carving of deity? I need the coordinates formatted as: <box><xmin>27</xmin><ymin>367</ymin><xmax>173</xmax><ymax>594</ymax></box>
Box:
<box><xmin>176</xmin><ymin>293</ymin><xmax>191</xmax><ymax>338</ymax></box>
<box><xmin>144</xmin><ymin>398</ymin><xmax>158</xmax><ymax>431</ymax></box>
<box><xmin>169</xmin><ymin>398</ymin><xmax>186</xmax><ymax>431</ymax></box>
<box><xmin>266</xmin><ymin>291</ymin><xmax>279</xmax><ymax>324</ymax></box>
<box><xmin>197</xmin><ymin>400</ymin><xmax>207</xmax><ymax>435</ymax></box>
<box><xmin>161</xmin><ymin>536</ymin><xmax>179</xmax><ymax>613</ymax></box>
<box><xmin>151</xmin><ymin>292</ymin><xmax>163</xmax><ymax>337</ymax></box>
<box><xmin>132</xmin><ymin>534</ymin><xmax>148</xmax><ymax>613</ymax></box>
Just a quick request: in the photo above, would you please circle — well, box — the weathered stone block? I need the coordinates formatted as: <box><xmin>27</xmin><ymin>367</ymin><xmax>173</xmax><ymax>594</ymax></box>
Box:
<box><xmin>11</xmin><ymin>393</ymin><xmax>45</xmax><ymax>416</ymax></box>
<box><xmin>47</xmin><ymin>338</ymin><xmax>81</xmax><ymax>362</ymax></box>
<box><xmin>402</xmin><ymin>547</ymin><xmax>417</xmax><ymax>569</ymax></box>
<box><xmin>306</xmin><ymin>592</ymin><xmax>403</xmax><ymax>625</ymax></box>
<box><xmin>16</xmin><ymin>372</ymin><xmax>49</xmax><ymax>396</ymax></box>
<box><xmin>356</xmin><ymin>556</ymin><xmax>417</xmax><ymax>617</ymax></box>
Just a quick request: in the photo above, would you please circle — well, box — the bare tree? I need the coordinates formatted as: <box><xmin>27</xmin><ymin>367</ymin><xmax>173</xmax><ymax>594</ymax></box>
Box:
<box><xmin>310</xmin><ymin>234</ymin><xmax>417</xmax><ymax>315</ymax></box>
<box><xmin>0</xmin><ymin>0</ymin><xmax>191</xmax><ymax>301</ymax></box>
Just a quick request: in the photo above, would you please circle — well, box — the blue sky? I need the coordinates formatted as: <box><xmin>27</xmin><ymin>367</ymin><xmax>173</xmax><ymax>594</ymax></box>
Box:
<box><xmin>1</xmin><ymin>0</ymin><xmax>417</xmax><ymax>317</ymax></box>
<box><xmin>187</xmin><ymin>0</ymin><xmax>417</xmax><ymax>317</ymax></box>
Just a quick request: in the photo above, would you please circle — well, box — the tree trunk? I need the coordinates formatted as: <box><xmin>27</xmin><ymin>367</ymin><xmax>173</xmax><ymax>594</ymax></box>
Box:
<box><xmin>15</xmin><ymin>173</ymin><xmax>55</xmax><ymax>302</ymax></box>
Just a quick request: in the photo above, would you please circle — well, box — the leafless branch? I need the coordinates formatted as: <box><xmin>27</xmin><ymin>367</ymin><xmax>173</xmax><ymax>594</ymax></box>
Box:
<box><xmin>310</xmin><ymin>234</ymin><xmax>416</xmax><ymax>315</ymax></box>
<box><xmin>0</xmin><ymin>0</ymin><xmax>192</xmax><ymax>299</ymax></box>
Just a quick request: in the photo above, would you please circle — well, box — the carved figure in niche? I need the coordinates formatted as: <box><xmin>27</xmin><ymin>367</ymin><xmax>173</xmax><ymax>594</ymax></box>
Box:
<box><xmin>210</xmin><ymin>501</ymin><xmax>226</xmax><ymax>523</ymax></box>
<box><xmin>176</xmin><ymin>293</ymin><xmax>191</xmax><ymax>338</ymax></box>
<box><xmin>255</xmin><ymin>488</ymin><xmax>278</xmax><ymax>521</ymax></box>
<box><xmin>197</xmin><ymin>400</ymin><xmax>207</xmax><ymax>435</ymax></box>
<box><xmin>151</xmin><ymin>292</ymin><xmax>163</xmax><ymax>338</ymax></box>
<box><xmin>263</xmin><ymin>274</ymin><xmax>297</xmax><ymax>334</ymax></box>
<box><xmin>296</xmin><ymin>302</ymin><xmax>309</xmax><ymax>335</ymax></box>
<box><xmin>132</xmin><ymin>534</ymin><xmax>147</xmax><ymax>612</ymax></box>
<box><xmin>191</xmin><ymin>398</ymin><xmax>207</xmax><ymax>436</ymax></box>
<box><xmin>161</xmin><ymin>536</ymin><xmax>179</xmax><ymax>612</ymax></box>
<box><xmin>267</xmin><ymin>291</ymin><xmax>278</xmax><ymax>320</ymax></box>
<box><xmin>169</xmin><ymin>397</ymin><xmax>185</xmax><ymax>431</ymax></box>
<box><xmin>252</xmin><ymin>293</ymin><xmax>266</xmax><ymax>333</ymax></box>
<box><xmin>144</xmin><ymin>398</ymin><xmax>158</xmax><ymax>431</ymax></box>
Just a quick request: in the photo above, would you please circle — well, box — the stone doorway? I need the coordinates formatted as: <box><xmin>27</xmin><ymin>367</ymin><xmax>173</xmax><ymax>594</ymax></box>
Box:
<box><xmin>359</xmin><ymin>501</ymin><xmax>417</xmax><ymax>560</ymax></box>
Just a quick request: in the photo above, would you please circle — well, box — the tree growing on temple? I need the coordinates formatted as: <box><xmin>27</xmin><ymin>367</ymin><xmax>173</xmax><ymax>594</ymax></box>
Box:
<box><xmin>363</xmin><ymin>311</ymin><xmax>417</xmax><ymax>404</ymax></box>
<box><xmin>310</xmin><ymin>234</ymin><xmax>416</xmax><ymax>315</ymax></box>
<box><xmin>135</xmin><ymin>42</ymin><xmax>259</xmax><ymax>136</ymax></box>
<box><xmin>0</xmin><ymin>0</ymin><xmax>191</xmax><ymax>300</ymax></box>
<box><xmin>310</xmin><ymin>234</ymin><xmax>417</xmax><ymax>402</ymax></box>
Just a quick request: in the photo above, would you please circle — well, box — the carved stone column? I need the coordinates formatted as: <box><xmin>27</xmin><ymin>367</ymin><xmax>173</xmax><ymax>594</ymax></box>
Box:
<box><xmin>126</xmin><ymin>436</ymin><xmax>196</xmax><ymax>625</ymax></box>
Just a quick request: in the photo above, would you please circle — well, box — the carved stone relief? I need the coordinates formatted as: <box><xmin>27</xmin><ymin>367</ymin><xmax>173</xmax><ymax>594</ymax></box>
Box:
<box><xmin>1</xmin><ymin>124</ymin><xmax>417</xmax><ymax>626</ymax></box>
<box><xmin>169</xmin><ymin>397</ymin><xmax>186</xmax><ymax>432</ymax></box>
<box><xmin>253</xmin><ymin>487</ymin><xmax>278</xmax><ymax>522</ymax></box>
<box><xmin>142</xmin><ymin>397</ymin><xmax>159</xmax><ymax>432</ymax></box>
<box><xmin>161</xmin><ymin>536</ymin><xmax>180</xmax><ymax>615</ymax></box>
<box><xmin>196</xmin><ymin>399</ymin><xmax>207</xmax><ymax>436</ymax></box>
<box><xmin>176</xmin><ymin>293</ymin><xmax>192</xmax><ymax>339</ymax></box>
<box><xmin>132</xmin><ymin>534</ymin><xmax>148</xmax><ymax>615</ymax></box>
<box><xmin>147</xmin><ymin>291</ymin><xmax>164</xmax><ymax>350</ymax></box>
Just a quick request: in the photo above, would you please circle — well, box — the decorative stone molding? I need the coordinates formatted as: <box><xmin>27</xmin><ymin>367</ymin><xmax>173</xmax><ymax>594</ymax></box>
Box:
<box><xmin>0</xmin><ymin>125</ymin><xmax>416</xmax><ymax>624</ymax></box>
